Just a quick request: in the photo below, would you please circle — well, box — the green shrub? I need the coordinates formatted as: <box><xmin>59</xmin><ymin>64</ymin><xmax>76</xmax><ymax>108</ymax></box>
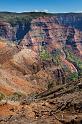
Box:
<box><xmin>48</xmin><ymin>81</ymin><xmax>53</xmax><ymax>90</ymax></box>
<box><xmin>40</xmin><ymin>49</ymin><xmax>51</xmax><ymax>60</ymax></box>
<box><xmin>0</xmin><ymin>93</ymin><xmax>5</xmax><ymax>101</ymax></box>
<box><xmin>66</xmin><ymin>49</ymin><xmax>82</xmax><ymax>76</ymax></box>
<box><xmin>68</xmin><ymin>72</ymin><xmax>78</xmax><ymax>81</ymax></box>
<box><xmin>10</xmin><ymin>92</ymin><xmax>24</xmax><ymax>101</ymax></box>
<box><xmin>51</xmin><ymin>49</ymin><xmax>62</xmax><ymax>66</ymax></box>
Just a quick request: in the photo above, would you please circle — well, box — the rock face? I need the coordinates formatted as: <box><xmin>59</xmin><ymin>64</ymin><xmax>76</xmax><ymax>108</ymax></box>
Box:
<box><xmin>0</xmin><ymin>21</ymin><xmax>30</xmax><ymax>41</ymax></box>
<box><xmin>20</xmin><ymin>16</ymin><xmax>82</xmax><ymax>55</ymax></box>
<box><xmin>0</xmin><ymin>22</ymin><xmax>13</xmax><ymax>40</ymax></box>
<box><xmin>0</xmin><ymin>41</ymin><xmax>45</xmax><ymax>101</ymax></box>
<box><xmin>19</xmin><ymin>14</ymin><xmax>82</xmax><ymax>74</ymax></box>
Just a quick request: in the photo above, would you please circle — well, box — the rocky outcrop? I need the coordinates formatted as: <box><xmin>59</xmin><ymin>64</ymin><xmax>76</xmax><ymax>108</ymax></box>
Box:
<box><xmin>0</xmin><ymin>40</ymin><xmax>44</xmax><ymax>96</ymax></box>
<box><xmin>20</xmin><ymin>16</ymin><xmax>82</xmax><ymax>55</ymax></box>
<box><xmin>0</xmin><ymin>21</ymin><xmax>30</xmax><ymax>41</ymax></box>
<box><xmin>0</xmin><ymin>22</ymin><xmax>14</xmax><ymax>40</ymax></box>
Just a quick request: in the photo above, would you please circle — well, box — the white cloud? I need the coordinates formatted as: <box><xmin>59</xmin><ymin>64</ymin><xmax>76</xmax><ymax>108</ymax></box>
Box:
<box><xmin>33</xmin><ymin>10</ymin><xmax>39</xmax><ymax>12</ymax></box>
<box><xmin>32</xmin><ymin>9</ymin><xmax>49</xmax><ymax>13</ymax></box>
<box><xmin>43</xmin><ymin>9</ymin><xmax>49</xmax><ymax>13</ymax></box>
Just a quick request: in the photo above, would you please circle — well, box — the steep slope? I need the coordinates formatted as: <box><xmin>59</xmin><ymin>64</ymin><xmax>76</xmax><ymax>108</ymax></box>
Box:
<box><xmin>0</xmin><ymin>40</ymin><xmax>44</xmax><ymax>97</ymax></box>
<box><xmin>20</xmin><ymin>16</ymin><xmax>82</xmax><ymax>54</ymax></box>
<box><xmin>20</xmin><ymin>16</ymin><xmax>82</xmax><ymax>76</ymax></box>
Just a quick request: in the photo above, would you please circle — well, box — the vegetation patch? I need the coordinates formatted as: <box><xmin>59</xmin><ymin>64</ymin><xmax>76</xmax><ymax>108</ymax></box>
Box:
<box><xmin>65</xmin><ymin>49</ymin><xmax>82</xmax><ymax>76</ymax></box>
<box><xmin>0</xmin><ymin>93</ymin><xmax>5</xmax><ymax>101</ymax></box>
<box><xmin>68</xmin><ymin>72</ymin><xmax>78</xmax><ymax>81</ymax></box>
<box><xmin>10</xmin><ymin>92</ymin><xmax>25</xmax><ymax>101</ymax></box>
<box><xmin>51</xmin><ymin>49</ymin><xmax>62</xmax><ymax>66</ymax></box>
<box><xmin>40</xmin><ymin>49</ymin><xmax>51</xmax><ymax>60</ymax></box>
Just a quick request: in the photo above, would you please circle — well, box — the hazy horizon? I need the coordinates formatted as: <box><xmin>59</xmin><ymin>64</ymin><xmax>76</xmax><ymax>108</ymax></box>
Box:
<box><xmin>0</xmin><ymin>11</ymin><xmax>82</xmax><ymax>14</ymax></box>
<box><xmin>0</xmin><ymin>0</ymin><xmax>82</xmax><ymax>13</ymax></box>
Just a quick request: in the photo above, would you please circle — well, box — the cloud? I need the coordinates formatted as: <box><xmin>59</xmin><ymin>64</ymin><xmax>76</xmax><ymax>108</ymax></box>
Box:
<box><xmin>33</xmin><ymin>9</ymin><xmax>39</xmax><ymax>12</ymax></box>
<box><xmin>32</xmin><ymin>9</ymin><xmax>49</xmax><ymax>13</ymax></box>
<box><xmin>43</xmin><ymin>9</ymin><xmax>49</xmax><ymax>13</ymax></box>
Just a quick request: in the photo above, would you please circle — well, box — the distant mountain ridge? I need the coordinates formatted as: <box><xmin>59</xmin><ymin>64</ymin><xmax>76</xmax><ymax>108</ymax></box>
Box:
<box><xmin>0</xmin><ymin>12</ymin><xmax>82</xmax><ymax>41</ymax></box>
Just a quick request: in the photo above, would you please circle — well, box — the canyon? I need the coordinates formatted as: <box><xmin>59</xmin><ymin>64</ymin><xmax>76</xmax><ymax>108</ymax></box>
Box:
<box><xmin>0</xmin><ymin>12</ymin><xmax>82</xmax><ymax>123</ymax></box>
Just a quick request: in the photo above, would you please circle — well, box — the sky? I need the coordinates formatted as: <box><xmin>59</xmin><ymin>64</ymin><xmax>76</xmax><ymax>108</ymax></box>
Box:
<box><xmin>0</xmin><ymin>0</ymin><xmax>82</xmax><ymax>13</ymax></box>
